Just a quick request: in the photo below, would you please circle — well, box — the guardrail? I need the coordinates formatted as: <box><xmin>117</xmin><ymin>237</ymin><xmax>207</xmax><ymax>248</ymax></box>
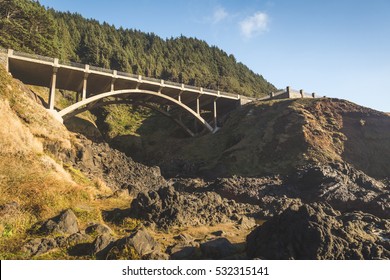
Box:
<box><xmin>142</xmin><ymin>76</ymin><xmax>162</xmax><ymax>83</ymax></box>
<box><xmin>117</xmin><ymin>71</ymin><xmax>139</xmax><ymax>79</ymax></box>
<box><xmin>59</xmin><ymin>60</ymin><xmax>85</xmax><ymax>69</ymax></box>
<box><xmin>89</xmin><ymin>65</ymin><xmax>113</xmax><ymax>74</ymax></box>
<box><xmin>164</xmin><ymin>80</ymin><xmax>182</xmax><ymax>87</ymax></box>
<box><xmin>13</xmin><ymin>50</ymin><xmax>55</xmax><ymax>63</ymax></box>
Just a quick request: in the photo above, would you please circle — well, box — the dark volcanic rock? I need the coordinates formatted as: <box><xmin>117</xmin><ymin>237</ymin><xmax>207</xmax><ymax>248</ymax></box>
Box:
<box><xmin>39</xmin><ymin>209</ymin><xmax>79</xmax><ymax>235</ymax></box>
<box><xmin>292</xmin><ymin>163</ymin><xmax>390</xmax><ymax>218</ymax></box>
<box><xmin>200</xmin><ymin>238</ymin><xmax>238</xmax><ymax>259</ymax></box>
<box><xmin>91</xmin><ymin>233</ymin><xmax>115</xmax><ymax>258</ymax></box>
<box><xmin>99</xmin><ymin>228</ymin><xmax>168</xmax><ymax>260</ymax></box>
<box><xmin>85</xmin><ymin>223</ymin><xmax>113</xmax><ymax>236</ymax></box>
<box><xmin>22</xmin><ymin>233</ymin><xmax>92</xmax><ymax>257</ymax></box>
<box><xmin>71</xmin><ymin>134</ymin><xmax>166</xmax><ymax>194</ymax></box>
<box><xmin>209</xmin><ymin>162</ymin><xmax>389</xmax><ymax>219</ymax></box>
<box><xmin>130</xmin><ymin>185</ymin><xmax>259</xmax><ymax>229</ymax></box>
<box><xmin>246</xmin><ymin>203</ymin><xmax>390</xmax><ymax>260</ymax></box>
<box><xmin>22</xmin><ymin>238</ymin><xmax>58</xmax><ymax>256</ymax></box>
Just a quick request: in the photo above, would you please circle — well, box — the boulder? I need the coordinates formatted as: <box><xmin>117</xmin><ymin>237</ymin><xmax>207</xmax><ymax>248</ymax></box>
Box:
<box><xmin>39</xmin><ymin>209</ymin><xmax>79</xmax><ymax>235</ymax></box>
<box><xmin>22</xmin><ymin>238</ymin><xmax>57</xmax><ymax>256</ymax></box>
<box><xmin>85</xmin><ymin>223</ymin><xmax>113</xmax><ymax>236</ymax></box>
<box><xmin>200</xmin><ymin>238</ymin><xmax>238</xmax><ymax>259</ymax></box>
<box><xmin>91</xmin><ymin>233</ymin><xmax>115</xmax><ymax>258</ymax></box>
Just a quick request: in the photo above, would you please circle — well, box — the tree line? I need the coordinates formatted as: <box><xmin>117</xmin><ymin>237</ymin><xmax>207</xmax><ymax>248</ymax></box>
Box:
<box><xmin>0</xmin><ymin>0</ymin><xmax>276</xmax><ymax>97</ymax></box>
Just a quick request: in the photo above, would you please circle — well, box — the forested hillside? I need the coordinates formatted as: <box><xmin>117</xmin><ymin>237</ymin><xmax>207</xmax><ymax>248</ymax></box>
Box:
<box><xmin>0</xmin><ymin>0</ymin><xmax>276</xmax><ymax>97</ymax></box>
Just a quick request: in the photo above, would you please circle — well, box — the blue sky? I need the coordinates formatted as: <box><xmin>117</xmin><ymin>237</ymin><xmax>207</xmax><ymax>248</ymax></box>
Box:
<box><xmin>39</xmin><ymin>0</ymin><xmax>390</xmax><ymax>112</ymax></box>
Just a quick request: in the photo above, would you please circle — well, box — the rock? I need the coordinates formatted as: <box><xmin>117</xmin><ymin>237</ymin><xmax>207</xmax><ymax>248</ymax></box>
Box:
<box><xmin>0</xmin><ymin>201</ymin><xmax>20</xmax><ymax>216</ymax></box>
<box><xmin>66</xmin><ymin>233</ymin><xmax>91</xmax><ymax>246</ymax></box>
<box><xmin>200</xmin><ymin>238</ymin><xmax>238</xmax><ymax>259</ymax></box>
<box><xmin>85</xmin><ymin>223</ymin><xmax>113</xmax><ymax>236</ymax></box>
<box><xmin>170</xmin><ymin>245</ymin><xmax>199</xmax><ymax>260</ymax></box>
<box><xmin>124</xmin><ymin>228</ymin><xmax>160</xmax><ymax>256</ymax></box>
<box><xmin>246</xmin><ymin>203</ymin><xmax>390</xmax><ymax>260</ymax></box>
<box><xmin>91</xmin><ymin>233</ymin><xmax>115</xmax><ymax>258</ymax></box>
<box><xmin>22</xmin><ymin>233</ymin><xmax>91</xmax><ymax>257</ymax></box>
<box><xmin>237</xmin><ymin>216</ymin><xmax>256</xmax><ymax>230</ymax></box>
<box><xmin>22</xmin><ymin>238</ymin><xmax>57</xmax><ymax>256</ymax></box>
<box><xmin>71</xmin><ymin>134</ymin><xmax>166</xmax><ymax>194</ymax></box>
<box><xmin>292</xmin><ymin>163</ymin><xmax>390</xmax><ymax>218</ymax></box>
<box><xmin>102</xmin><ymin>228</ymin><xmax>166</xmax><ymax>260</ymax></box>
<box><xmin>129</xmin><ymin>185</ymin><xmax>259</xmax><ymax>229</ymax></box>
<box><xmin>211</xmin><ymin>230</ymin><xmax>225</xmax><ymax>237</ymax></box>
<box><xmin>39</xmin><ymin>209</ymin><xmax>79</xmax><ymax>235</ymax></box>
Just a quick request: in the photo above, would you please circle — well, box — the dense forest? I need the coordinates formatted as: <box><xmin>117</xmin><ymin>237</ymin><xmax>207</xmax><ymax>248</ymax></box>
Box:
<box><xmin>0</xmin><ymin>0</ymin><xmax>276</xmax><ymax>97</ymax></box>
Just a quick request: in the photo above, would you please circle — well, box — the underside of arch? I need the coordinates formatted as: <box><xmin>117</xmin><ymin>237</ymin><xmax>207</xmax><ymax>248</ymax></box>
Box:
<box><xmin>59</xmin><ymin>89</ymin><xmax>213</xmax><ymax>135</ymax></box>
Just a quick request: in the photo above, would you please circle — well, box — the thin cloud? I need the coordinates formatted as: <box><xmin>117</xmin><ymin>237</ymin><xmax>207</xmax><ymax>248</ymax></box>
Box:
<box><xmin>240</xmin><ymin>11</ymin><xmax>269</xmax><ymax>38</ymax></box>
<box><xmin>212</xmin><ymin>7</ymin><xmax>228</xmax><ymax>23</ymax></box>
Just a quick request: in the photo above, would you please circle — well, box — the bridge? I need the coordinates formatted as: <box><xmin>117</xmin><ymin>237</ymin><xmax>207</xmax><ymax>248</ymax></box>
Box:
<box><xmin>1</xmin><ymin>49</ymin><xmax>255</xmax><ymax>136</ymax></box>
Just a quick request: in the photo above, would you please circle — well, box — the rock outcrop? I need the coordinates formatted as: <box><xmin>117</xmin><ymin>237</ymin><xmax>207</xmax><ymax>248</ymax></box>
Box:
<box><xmin>69</xmin><ymin>135</ymin><xmax>166</xmax><ymax>195</ymax></box>
<box><xmin>246</xmin><ymin>203</ymin><xmax>390</xmax><ymax>260</ymax></box>
<box><xmin>129</xmin><ymin>185</ymin><xmax>259</xmax><ymax>229</ymax></box>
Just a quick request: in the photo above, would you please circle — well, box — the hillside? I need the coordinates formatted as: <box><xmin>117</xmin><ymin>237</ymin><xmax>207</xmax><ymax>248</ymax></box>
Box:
<box><xmin>1</xmin><ymin>63</ymin><xmax>389</xmax><ymax>259</ymax></box>
<box><xmin>0</xmin><ymin>0</ymin><xmax>275</xmax><ymax>97</ymax></box>
<box><xmin>111</xmin><ymin>98</ymin><xmax>390</xmax><ymax>180</ymax></box>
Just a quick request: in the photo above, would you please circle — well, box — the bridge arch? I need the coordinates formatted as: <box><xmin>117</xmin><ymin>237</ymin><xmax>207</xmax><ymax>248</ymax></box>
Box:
<box><xmin>58</xmin><ymin>89</ymin><xmax>214</xmax><ymax>135</ymax></box>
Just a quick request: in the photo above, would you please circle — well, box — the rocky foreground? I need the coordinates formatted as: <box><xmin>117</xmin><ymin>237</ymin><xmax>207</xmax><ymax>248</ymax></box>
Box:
<box><xmin>0</xmin><ymin>66</ymin><xmax>389</xmax><ymax>259</ymax></box>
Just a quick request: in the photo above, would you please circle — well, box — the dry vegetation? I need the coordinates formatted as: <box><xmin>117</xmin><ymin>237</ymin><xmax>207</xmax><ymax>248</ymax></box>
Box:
<box><xmin>0</xmin><ymin>65</ymin><xmax>135</xmax><ymax>259</ymax></box>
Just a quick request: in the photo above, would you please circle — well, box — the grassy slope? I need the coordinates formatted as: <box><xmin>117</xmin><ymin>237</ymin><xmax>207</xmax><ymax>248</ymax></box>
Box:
<box><xmin>0</xmin><ymin>66</ymin><xmax>133</xmax><ymax>259</ymax></box>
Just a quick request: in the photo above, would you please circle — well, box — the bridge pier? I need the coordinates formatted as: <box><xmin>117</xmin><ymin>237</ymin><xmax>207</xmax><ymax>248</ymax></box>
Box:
<box><xmin>82</xmin><ymin>65</ymin><xmax>89</xmax><ymax>100</ymax></box>
<box><xmin>111</xmin><ymin>70</ymin><xmax>117</xmax><ymax>92</ymax></box>
<box><xmin>48</xmin><ymin>59</ymin><xmax>59</xmax><ymax>110</ymax></box>
<box><xmin>213</xmin><ymin>98</ymin><xmax>218</xmax><ymax>130</ymax></box>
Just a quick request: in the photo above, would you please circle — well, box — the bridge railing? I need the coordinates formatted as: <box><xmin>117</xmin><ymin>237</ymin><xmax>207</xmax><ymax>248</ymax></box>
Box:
<box><xmin>184</xmin><ymin>84</ymin><xmax>199</xmax><ymax>91</ymax></box>
<box><xmin>59</xmin><ymin>60</ymin><xmax>85</xmax><ymax>69</ymax></box>
<box><xmin>89</xmin><ymin>65</ymin><xmax>113</xmax><ymax>74</ymax></box>
<box><xmin>142</xmin><ymin>76</ymin><xmax>162</xmax><ymax>83</ymax></box>
<box><xmin>164</xmin><ymin>80</ymin><xmax>183</xmax><ymax>88</ymax></box>
<box><xmin>204</xmin><ymin>89</ymin><xmax>219</xmax><ymax>95</ymax></box>
<box><xmin>220</xmin><ymin>91</ymin><xmax>239</xmax><ymax>98</ymax></box>
<box><xmin>117</xmin><ymin>71</ymin><xmax>139</xmax><ymax>79</ymax></box>
<box><xmin>13</xmin><ymin>51</ymin><xmax>55</xmax><ymax>63</ymax></box>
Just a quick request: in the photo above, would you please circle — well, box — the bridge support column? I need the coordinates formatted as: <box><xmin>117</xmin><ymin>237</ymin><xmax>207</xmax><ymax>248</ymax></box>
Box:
<box><xmin>213</xmin><ymin>98</ymin><xmax>218</xmax><ymax>129</ymax></box>
<box><xmin>49</xmin><ymin>60</ymin><xmax>59</xmax><ymax>110</ymax></box>
<box><xmin>111</xmin><ymin>70</ymin><xmax>117</xmax><ymax>92</ymax></box>
<box><xmin>82</xmin><ymin>65</ymin><xmax>89</xmax><ymax>100</ymax></box>
<box><xmin>196</xmin><ymin>95</ymin><xmax>200</xmax><ymax>115</ymax></box>
<box><xmin>6</xmin><ymin>49</ymin><xmax>13</xmax><ymax>73</ymax></box>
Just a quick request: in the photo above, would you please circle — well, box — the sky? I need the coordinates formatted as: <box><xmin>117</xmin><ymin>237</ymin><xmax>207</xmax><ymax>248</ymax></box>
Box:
<box><xmin>38</xmin><ymin>0</ymin><xmax>390</xmax><ymax>112</ymax></box>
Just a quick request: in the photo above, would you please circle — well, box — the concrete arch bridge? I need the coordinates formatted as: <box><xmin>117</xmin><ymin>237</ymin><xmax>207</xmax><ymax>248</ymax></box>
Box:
<box><xmin>3</xmin><ymin>49</ymin><xmax>254</xmax><ymax>136</ymax></box>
